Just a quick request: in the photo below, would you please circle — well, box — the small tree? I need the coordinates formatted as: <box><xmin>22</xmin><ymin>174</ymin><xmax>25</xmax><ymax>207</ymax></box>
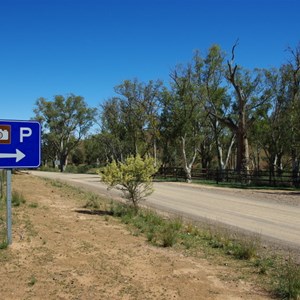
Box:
<box><xmin>100</xmin><ymin>155</ymin><xmax>158</xmax><ymax>210</ymax></box>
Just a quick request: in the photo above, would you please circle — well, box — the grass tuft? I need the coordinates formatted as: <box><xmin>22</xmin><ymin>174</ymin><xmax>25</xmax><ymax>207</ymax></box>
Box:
<box><xmin>0</xmin><ymin>240</ymin><xmax>8</xmax><ymax>249</ymax></box>
<box><xmin>83</xmin><ymin>193</ymin><xmax>101</xmax><ymax>209</ymax></box>
<box><xmin>275</xmin><ymin>256</ymin><xmax>300</xmax><ymax>300</ymax></box>
<box><xmin>28</xmin><ymin>202</ymin><xmax>38</xmax><ymax>208</ymax></box>
<box><xmin>28</xmin><ymin>276</ymin><xmax>37</xmax><ymax>286</ymax></box>
<box><xmin>12</xmin><ymin>190</ymin><xmax>26</xmax><ymax>207</ymax></box>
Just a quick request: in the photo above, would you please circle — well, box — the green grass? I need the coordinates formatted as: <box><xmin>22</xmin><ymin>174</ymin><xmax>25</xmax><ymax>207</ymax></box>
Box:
<box><xmin>48</xmin><ymin>179</ymin><xmax>65</xmax><ymax>188</ymax></box>
<box><xmin>12</xmin><ymin>190</ymin><xmax>26</xmax><ymax>207</ymax></box>
<box><xmin>109</xmin><ymin>202</ymin><xmax>260</xmax><ymax>256</ymax></box>
<box><xmin>28</xmin><ymin>202</ymin><xmax>39</xmax><ymax>208</ymax></box>
<box><xmin>274</xmin><ymin>256</ymin><xmax>300</xmax><ymax>300</ymax></box>
<box><xmin>28</xmin><ymin>275</ymin><xmax>37</xmax><ymax>286</ymax></box>
<box><xmin>0</xmin><ymin>191</ymin><xmax>6</xmax><ymax>248</ymax></box>
<box><xmin>0</xmin><ymin>240</ymin><xmax>8</xmax><ymax>249</ymax></box>
<box><xmin>83</xmin><ymin>193</ymin><xmax>101</xmax><ymax>209</ymax></box>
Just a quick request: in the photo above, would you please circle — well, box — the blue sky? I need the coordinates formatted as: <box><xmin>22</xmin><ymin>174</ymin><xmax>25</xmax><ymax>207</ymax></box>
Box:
<box><xmin>0</xmin><ymin>0</ymin><xmax>299</xmax><ymax>122</ymax></box>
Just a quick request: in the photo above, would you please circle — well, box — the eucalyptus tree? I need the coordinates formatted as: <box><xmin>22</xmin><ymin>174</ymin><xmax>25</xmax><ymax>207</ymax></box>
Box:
<box><xmin>201</xmin><ymin>45</ymin><xmax>235</xmax><ymax>171</ymax></box>
<box><xmin>40</xmin><ymin>132</ymin><xmax>58</xmax><ymax>167</ymax></box>
<box><xmin>142</xmin><ymin>80</ymin><xmax>162</xmax><ymax>165</ymax></box>
<box><xmin>250</xmin><ymin>67</ymin><xmax>290</xmax><ymax>175</ymax></box>
<box><xmin>83</xmin><ymin>133</ymin><xmax>121</xmax><ymax>165</ymax></box>
<box><xmin>249</xmin><ymin>46</ymin><xmax>300</xmax><ymax>183</ymax></box>
<box><xmin>34</xmin><ymin>94</ymin><xmax>96</xmax><ymax>172</ymax></box>
<box><xmin>115</xmin><ymin>80</ymin><xmax>148</xmax><ymax>156</ymax></box>
<box><xmin>208</xmin><ymin>43</ymin><xmax>271</xmax><ymax>174</ymax></box>
<box><xmin>285</xmin><ymin>45</ymin><xmax>300</xmax><ymax>180</ymax></box>
<box><xmin>100</xmin><ymin>97</ymin><xmax>127</xmax><ymax>161</ymax></box>
<box><xmin>161</xmin><ymin>61</ymin><xmax>205</xmax><ymax>182</ymax></box>
<box><xmin>101</xmin><ymin>79</ymin><xmax>163</xmax><ymax>161</ymax></box>
<box><xmin>159</xmin><ymin>88</ymin><xmax>180</xmax><ymax>167</ymax></box>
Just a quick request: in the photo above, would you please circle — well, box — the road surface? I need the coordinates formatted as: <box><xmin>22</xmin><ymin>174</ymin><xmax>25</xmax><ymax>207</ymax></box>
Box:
<box><xmin>30</xmin><ymin>171</ymin><xmax>300</xmax><ymax>249</ymax></box>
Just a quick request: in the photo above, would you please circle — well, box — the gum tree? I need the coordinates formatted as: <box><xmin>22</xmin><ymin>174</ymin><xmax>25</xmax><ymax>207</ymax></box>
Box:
<box><xmin>34</xmin><ymin>94</ymin><xmax>96</xmax><ymax>172</ymax></box>
<box><xmin>101</xmin><ymin>79</ymin><xmax>162</xmax><ymax>161</ymax></box>
<box><xmin>210</xmin><ymin>43</ymin><xmax>271</xmax><ymax>174</ymax></box>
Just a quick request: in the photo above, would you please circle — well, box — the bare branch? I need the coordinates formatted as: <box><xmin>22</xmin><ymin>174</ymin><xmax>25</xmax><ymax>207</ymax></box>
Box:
<box><xmin>207</xmin><ymin>109</ymin><xmax>238</xmax><ymax>132</ymax></box>
<box><xmin>231</xmin><ymin>38</ymin><xmax>239</xmax><ymax>62</ymax></box>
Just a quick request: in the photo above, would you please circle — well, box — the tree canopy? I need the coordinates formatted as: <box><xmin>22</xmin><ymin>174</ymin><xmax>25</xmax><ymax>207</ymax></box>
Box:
<box><xmin>34</xmin><ymin>94</ymin><xmax>96</xmax><ymax>171</ymax></box>
<box><xmin>35</xmin><ymin>43</ymin><xmax>300</xmax><ymax>183</ymax></box>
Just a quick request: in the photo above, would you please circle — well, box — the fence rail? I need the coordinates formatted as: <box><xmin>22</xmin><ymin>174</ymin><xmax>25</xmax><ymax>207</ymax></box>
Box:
<box><xmin>156</xmin><ymin>167</ymin><xmax>300</xmax><ymax>188</ymax></box>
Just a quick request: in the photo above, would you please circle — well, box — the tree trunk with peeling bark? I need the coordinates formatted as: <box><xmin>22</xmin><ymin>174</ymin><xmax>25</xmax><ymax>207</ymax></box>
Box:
<box><xmin>226</xmin><ymin>43</ymin><xmax>250</xmax><ymax>175</ymax></box>
<box><xmin>181</xmin><ymin>136</ymin><xmax>197</xmax><ymax>183</ymax></box>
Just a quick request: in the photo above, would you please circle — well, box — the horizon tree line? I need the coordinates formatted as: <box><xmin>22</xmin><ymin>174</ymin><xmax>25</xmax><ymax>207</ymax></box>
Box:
<box><xmin>34</xmin><ymin>43</ymin><xmax>300</xmax><ymax>181</ymax></box>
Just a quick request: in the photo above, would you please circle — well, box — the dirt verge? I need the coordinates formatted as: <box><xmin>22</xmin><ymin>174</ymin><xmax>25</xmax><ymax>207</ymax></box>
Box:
<box><xmin>0</xmin><ymin>174</ymin><xmax>270</xmax><ymax>299</ymax></box>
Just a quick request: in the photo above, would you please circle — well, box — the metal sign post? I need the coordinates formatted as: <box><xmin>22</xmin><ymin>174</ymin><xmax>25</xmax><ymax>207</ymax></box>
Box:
<box><xmin>0</xmin><ymin>119</ymin><xmax>41</xmax><ymax>246</ymax></box>
<box><xmin>6</xmin><ymin>169</ymin><xmax>12</xmax><ymax>245</ymax></box>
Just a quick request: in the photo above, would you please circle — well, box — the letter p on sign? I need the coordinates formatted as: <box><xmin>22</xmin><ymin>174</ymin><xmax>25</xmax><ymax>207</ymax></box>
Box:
<box><xmin>20</xmin><ymin>127</ymin><xmax>32</xmax><ymax>142</ymax></box>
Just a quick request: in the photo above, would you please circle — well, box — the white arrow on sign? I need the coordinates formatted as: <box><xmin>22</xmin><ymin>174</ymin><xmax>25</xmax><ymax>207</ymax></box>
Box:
<box><xmin>0</xmin><ymin>149</ymin><xmax>26</xmax><ymax>162</ymax></box>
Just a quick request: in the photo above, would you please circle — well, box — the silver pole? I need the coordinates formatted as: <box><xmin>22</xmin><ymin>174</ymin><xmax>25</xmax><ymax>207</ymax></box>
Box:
<box><xmin>6</xmin><ymin>169</ymin><xmax>12</xmax><ymax>245</ymax></box>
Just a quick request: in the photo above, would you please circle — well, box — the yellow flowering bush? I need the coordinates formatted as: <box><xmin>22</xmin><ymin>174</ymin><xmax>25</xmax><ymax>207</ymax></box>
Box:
<box><xmin>99</xmin><ymin>155</ymin><xmax>158</xmax><ymax>210</ymax></box>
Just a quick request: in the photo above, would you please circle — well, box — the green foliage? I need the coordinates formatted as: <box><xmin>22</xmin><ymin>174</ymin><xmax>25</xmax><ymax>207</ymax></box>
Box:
<box><xmin>48</xmin><ymin>180</ymin><xmax>64</xmax><ymax>188</ymax></box>
<box><xmin>226</xmin><ymin>237</ymin><xmax>260</xmax><ymax>260</ymax></box>
<box><xmin>254</xmin><ymin>257</ymin><xmax>275</xmax><ymax>275</ymax></box>
<box><xmin>34</xmin><ymin>94</ymin><xmax>96</xmax><ymax>172</ymax></box>
<box><xmin>28</xmin><ymin>276</ymin><xmax>37</xmax><ymax>286</ymax></box>
<box><xmin>39</xmin><ymin>165</ymin><xmax>57</xmax><ymax>172</ymax></box>
<box><xmin>12</xmin><ymin>190</ymin><xmax>26</xmax><ymax>207</ymax></box>
<box><xmin>28</xmin><ymin>202</ymin><xmax>38</xmax><ymax>208</ymax></box>
<box><xmin>0</xmin><ymin>215</ymin><xmax>6</xmax><ymax>249</ymax></box>
<box><xmin>83</xmin><ymin>193</ymin><xmax>101</xmax><ymax>209</ymax></box>
<box><xmin>160</xmin><ymin>222</ymin><xmax>179</xmax><ymax>247</ymax></box>
<box><xmin>275</xmin><ymin>256</ymin><xmax>300</xmax><ymax>300</ymax></box>
<box><xmin>101</xmin><ymin>79</ymin><xmax>162</xmax><ymax>161</ymax></box>
<box><xmin>0</xmin><ymin>170</ymin><xmax>5</xmax><ymax>200</ymax></box>
<box><xmin>202</xmin><ymin>228</ymin><xmax>260</xmax><ymax>260</ymax></box>
<box><xmin>0</xmin><ymin>240</ymin><xmax>8</xmax><ymax>250</ymax></box>
<box><xmin>100</xmin><ymin>155</ymin><xmax>158</xmax><ymax>209</ymax></box>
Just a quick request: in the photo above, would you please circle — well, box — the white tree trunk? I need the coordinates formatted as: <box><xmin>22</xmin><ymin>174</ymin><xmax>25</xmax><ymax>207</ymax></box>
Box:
<box><xmin>181</xmin><ymin>136</ymin><xmax>197</xmax><ymax>183</ymax></box>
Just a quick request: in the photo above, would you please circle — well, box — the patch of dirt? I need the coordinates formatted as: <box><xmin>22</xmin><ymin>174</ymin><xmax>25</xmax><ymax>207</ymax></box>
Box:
<box><xmin>0</xmin><ymin>174</ymin><xmax>271</xmax><ymax>299</ymax></box>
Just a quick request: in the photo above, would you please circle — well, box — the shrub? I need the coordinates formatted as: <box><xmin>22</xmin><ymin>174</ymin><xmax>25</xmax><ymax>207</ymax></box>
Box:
<box><xmin>100</xmin><ymin>155</ymin><xmax>158</xmax><ymax>210</ymax></box>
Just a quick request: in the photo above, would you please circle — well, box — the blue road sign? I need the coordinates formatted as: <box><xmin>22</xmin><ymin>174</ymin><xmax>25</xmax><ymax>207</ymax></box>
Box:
<box><xmin>0</xmin><ymin>120</ymin><xmax>41</xmax><ymax>168</ymax></box>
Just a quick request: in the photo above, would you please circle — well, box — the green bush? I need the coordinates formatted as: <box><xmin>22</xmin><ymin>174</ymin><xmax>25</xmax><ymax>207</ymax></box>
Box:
<box><xmin>100</xmin><ymin>155</ymin><xmax>159</xmax><ymax>210</ymax></box>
